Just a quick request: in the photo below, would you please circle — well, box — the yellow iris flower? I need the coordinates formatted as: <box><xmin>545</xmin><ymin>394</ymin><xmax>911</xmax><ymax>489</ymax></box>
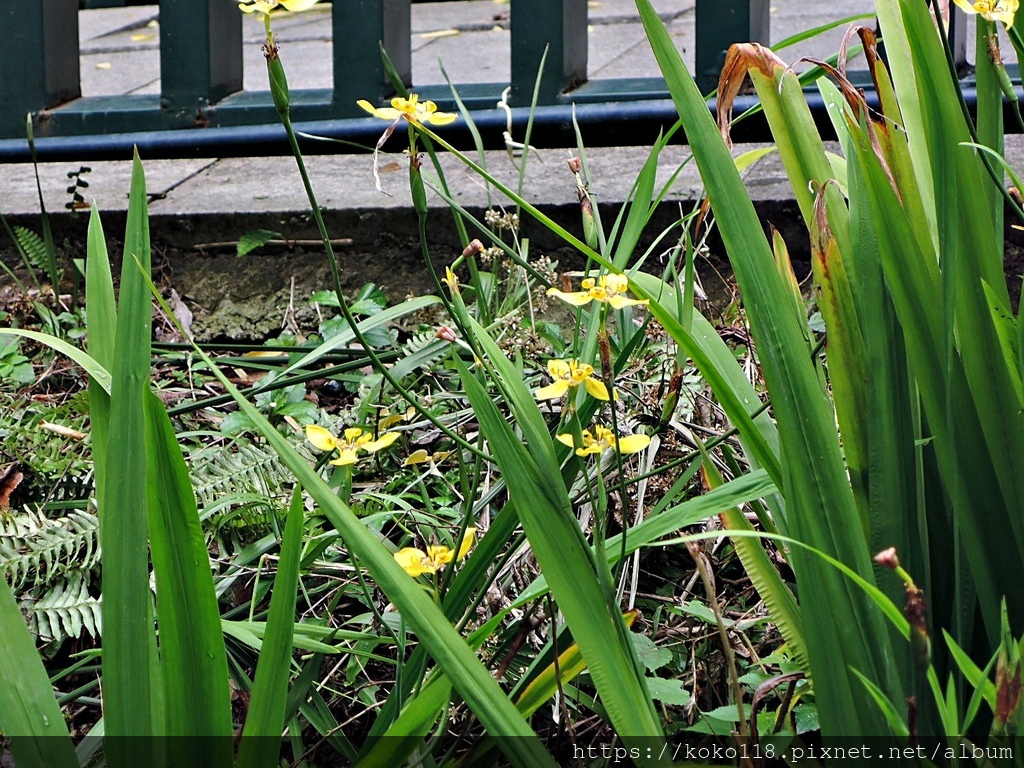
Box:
<box><xmin>394</xmin><ymin>527</ymin><xmax>476</xmax><ymax>577</ymax></box>
<box><xmin>556</xmin><ymin>425</ymin><xmax>651</xmax><ymax>457</ymax></box>
<box><xmin>357</xmin><ymin>94</ymin><xmax>457</xmax><ymax>127</ymax></box>
<box><xmin>953</xmin><ymin>0</ymin><xmax>1018</xmax><ymax>26</ymax></box>
<box><xmin>305</xmin><ymin>424</ymin><xmax>399</xmax><ymax>466</ymax></box>
<box><xmin>239</xmin><ymin>0</ymin><xmax>319</xmax><ymax>16</ymax></box>
<box><xmin>546</xmin><ymin>273</ymin><xmax>649</xmax><ymax>310</ymax></box>
<box><xmin>535</xmin><ymin>359</ymin><xmax>610</xmax><ymax>401</ymax></box>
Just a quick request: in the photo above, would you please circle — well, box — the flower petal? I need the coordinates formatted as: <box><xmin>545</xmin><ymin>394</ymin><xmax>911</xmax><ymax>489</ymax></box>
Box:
<box><xmin>357</xmin><ymin>100</ymin><xmax>402</xmax><ymax>121</ymax></box>
<box><xmin>279</xmin><ymin>0</ymin><xmax>319</xmax><ymax>10</ymax></box>
<box><xmin>555</xmin><ymin>433</ymin><xmax>576</xmax><ymax>448</ymax></box>
<box><xmin>617</xmin><ymin>433</ymin><xmax>652</xmax><ymax>455</ymax></box>
<box><xmin>331</xmin><ymin>449</ymin><xmax>359</xmax><ymax>466</ymax></box>
<box><xmin>535</xmin><ymin>380</ymin><xmax>571</xmax><ymax>400</ymax></box>
<box><xmin>239</xmin><ymin>0</ymin><xmax>277</xmax><ymax>13</ymax></box>
<box><xmin>427</xmin><ymin>545</ymin><xmax>454</xmax><ymax>568</ymax></box>
<box><xmin>425</xmin><ymin>111</ymin><xmax>457</xmax><ymax>126</ymax></box>
<box><xmin>547</xmin><ymin>359</ymin><xmax>571</xmax><ymax>378</ymax></box>
<box><xmin>546</xmin><ymin>287</ymin><xmax>594</xmax><ymax>307</ymax></box>
<box><xmin>363</xmin><ymin>431</ymin><xmax>400</xmax><ymax>453</ymax></box>
<box><xmin>404</xmin><ymin>449</ymin><xmax>432</xmax><ymax>465</ymax></box>
<box><xmin>607</xmin><ymin>295</ymin><xmax>649</xmax><ymax>310</ymax></box>
<box><xmin>394</xmin><ymin>548</ymin><xmax>430</xmax><ymax>576</ymax></box>
<box><xmin>455</xmin><ymin>527</ymin><xmax>476</xmax><ymax>560</ymax></box>
<box><xmin>305</xmin><ymin>425</ymin><xmax>337</xmax><ymax>451</ymax></box>
<box><xmin>583</xmin><ymin>377</ymin><xmax>611</xmax><ymax>401</ymax></box>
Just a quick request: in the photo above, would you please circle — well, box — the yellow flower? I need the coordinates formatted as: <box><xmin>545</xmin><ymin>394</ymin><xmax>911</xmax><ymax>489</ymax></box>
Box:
<box><xmin>356</xmin><ymin>94</ymin><xmax>457</xmax><ymax>127</ymax></box>
<box><xmin>953</xmin><ymin>0</ymin><xmax>1018</xmax><ymax>25</ymax></box>
<box><xmin>404</xmin><ymin>449</ymin><xmax>453</xmax><ymax>466</ymax></box>
<box><xmin>546</xmin><ymin>273</ymin><xmax>649</xmax><ymax>310</ymax></box>
<box><xmin>394</xmin><ymin>527</ymin><xmax>476</xmax><ymax>577</ymax></box>
<box><xmin>556</xmin><ymin>425</ymin><xmax>650</xmax><ymax>457</ymax></box>
<box><xmin>305</xmin><ymin>424</ymin><xmax>399</xmax><ymax>466</ymax></box>
<box><xmin>239</xmin><ymin>0</ymin><xmax>319</xmax><ymax>15</ymax></box>
<box><xmin>442</xmin><ymin>265</ymin><xmax>460</xmax><ymax>294</ymax></box>
<box><xmin>535</xmin><ymin>359</ymin><xmax>610</xmax><ymax>401</ymax></box>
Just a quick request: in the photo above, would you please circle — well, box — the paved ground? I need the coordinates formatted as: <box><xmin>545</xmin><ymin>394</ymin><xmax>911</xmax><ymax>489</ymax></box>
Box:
<box><xmin>5</xmin><ymin>0</ymin><xmax>884</xmax><ymax>222</ymax></box>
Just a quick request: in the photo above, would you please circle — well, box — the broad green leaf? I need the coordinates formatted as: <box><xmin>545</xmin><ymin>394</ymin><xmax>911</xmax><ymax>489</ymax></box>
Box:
<box><xmin>86</xmin><ymin>206</ymin><xmax>116</xmax><ymax>503</ymax></box>
<box><xmin>237</xmin><ymin>228</ymin><xmax>281</xmax><ymax>257</ymax></box>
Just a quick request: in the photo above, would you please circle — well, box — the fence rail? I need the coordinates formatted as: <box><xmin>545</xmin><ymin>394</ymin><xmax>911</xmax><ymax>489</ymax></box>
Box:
<box><xmin>0</xmin><ymin>0</ymin><xmax>974</xmax><ymax>162</ymax></box>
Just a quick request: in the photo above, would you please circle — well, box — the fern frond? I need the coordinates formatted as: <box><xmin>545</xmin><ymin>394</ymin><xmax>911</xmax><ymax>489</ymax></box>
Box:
<box><xmin>0</xmin><ymin>506</ymin><xmax>101</xmax><ymax>591</ymax></box>
<box><xmin>190</xmin><ymin>440</ymin><xmax>312</xmax><ymax>512</ymax></box>
<box><xmin>21</xmin><ymin>572</ymin><xmax>102</xmax><ymax>642</ymax></box>
<box><xmin>12</xmin><ymin>225</ymin><xmax>49</xmax><ymax>271</ymax></box>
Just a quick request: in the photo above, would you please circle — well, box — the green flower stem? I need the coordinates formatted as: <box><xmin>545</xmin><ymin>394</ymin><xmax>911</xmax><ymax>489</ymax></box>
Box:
<box><xmin>261</xmin><ymin>46</ymin><xmax>491</xmax><ymax>464</ymax></box>
<box><xmin>336</xmin><ymin>463</ymin><xmax>353</xmax><ymax>506</ymax></box>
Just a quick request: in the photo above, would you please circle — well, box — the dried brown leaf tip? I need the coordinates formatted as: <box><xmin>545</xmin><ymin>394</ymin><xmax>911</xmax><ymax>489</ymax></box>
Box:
<box><xmin>717</xmin><ymin>43</ymin><xmax>787</xmax><ymax>148</ymax></box>
<box><xmin>0</xmin><ymin>463</ymin><xmax>24</xmax><ymax>510</ymax></box>
<box><xmin>995</xmin><ymin>653</ymin><xmax>1022</xmax><ymax>728</ymax></box>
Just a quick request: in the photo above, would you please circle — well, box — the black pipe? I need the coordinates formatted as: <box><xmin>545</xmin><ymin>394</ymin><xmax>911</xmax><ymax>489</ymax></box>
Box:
<box><xmin>0</xmin><ymin>86</ymin><xmax>1010</xmax><ymax>164</ymax></box>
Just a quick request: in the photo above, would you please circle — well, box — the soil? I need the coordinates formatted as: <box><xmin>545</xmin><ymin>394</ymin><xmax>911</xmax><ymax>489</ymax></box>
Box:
<box><xmin>3</xmin><ymin>199</ymin><xmax>1022</xmax><ymax>341</ymax></box>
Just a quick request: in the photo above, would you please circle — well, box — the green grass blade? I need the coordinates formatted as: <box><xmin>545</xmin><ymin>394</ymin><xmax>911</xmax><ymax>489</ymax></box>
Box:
<box><xmin>0</xmin><ymin>577</ymin><xmax>77</xmax><ymax>768</ymax></box>
<box><xmin>145</xmin><ymin>393</ymin><xmax>233</xmax><ymax>763</ymax></box>
<box><xmin>236</xmin><ymin>488</ymin><xmax>305</xmax><ymax>768</ymax></box>
<box><xmin>102</xmin><ymin>150</ymin><xmax>159</xmax><ymax>756</ymax></box>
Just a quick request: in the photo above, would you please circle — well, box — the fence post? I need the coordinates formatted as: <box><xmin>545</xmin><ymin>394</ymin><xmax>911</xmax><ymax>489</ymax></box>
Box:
<box><xmin>159</xmin><ymin>0</ymin><xmax>243</xmax><ymax>121</ymax></box>
<box><xmin>1</xmin><ymin>0</ymin><xmax>80</xmax><ymax>139</ymax></box>
<box><xmin>510</xmin><ymin>0</ymin><xmax>588</xmax><ymax>106</ymax></box>
<box><xmin>334</xmin><ymin>0</ymin><xmax>411</xmax><ymax>116</ymax></box>
<box><xmin>695</xmin><ymin>0</ymin><xmax>769</xmax><ymax>94</ymax></box>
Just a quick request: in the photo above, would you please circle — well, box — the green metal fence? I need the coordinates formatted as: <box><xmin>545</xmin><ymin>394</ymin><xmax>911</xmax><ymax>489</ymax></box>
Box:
<box><xmin>0</xmin><ymin>1</ymin><xmax>970</xmax><ymax>160</ymax></box>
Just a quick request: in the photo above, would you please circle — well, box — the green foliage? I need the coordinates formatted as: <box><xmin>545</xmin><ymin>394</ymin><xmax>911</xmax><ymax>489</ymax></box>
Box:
<box><xmin>0</xmin><ymin>507</ymin><xmax>99</xmax><ymax>593</ymax></box>
<box><xmin>0</xmin><ymin>333</ymin><xmax>34</xmax><ymax>385</ymax></box>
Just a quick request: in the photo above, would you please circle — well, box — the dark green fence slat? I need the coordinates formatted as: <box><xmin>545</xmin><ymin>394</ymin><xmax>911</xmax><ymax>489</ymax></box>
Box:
<box><xmin>159</xmin><ymin>0</ymin><xmax>243</xmax><ymax>117</ymax></box>
<box><xmin>695</xmin><ymin>0</ymin><xmax>769</xmax><ymax>94</ymax></box>
<box><xmin>510</xmin><ymin>0</ymin><xmax>588</xmax><ymax>105</ymax></box>
<box><xmin>333</xmin><ymin>0</ymin><xmax>411</xmax><ymax>116</ymax></box>
<box><xmin>2</xmin><ymin>0</ymin><xmax>80</xmax><ymax>139</ymax></box>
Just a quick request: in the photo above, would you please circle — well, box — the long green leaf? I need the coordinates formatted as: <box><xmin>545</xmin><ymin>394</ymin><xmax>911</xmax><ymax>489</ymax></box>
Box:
<box><xmin>145</xmin><ymin>393</ymin><xmax>232</xmax><ymax>765</ymax></box>
<box><xmin>635</xmin><ymin>0</ymin><xmax>899</xmax><ymax>734</ymax></box>
<box><xmin>515</xmin><ymin>470</ymin><xmax>777</xmax><ymax>607</ymax></box>
<box><xmin>0</xmin><ymin>329</ymin><xmax>110</xmax><ymax>393</ymax></box>
<box><xmin>102</xmin><ymin>150</ymin><xmax>160</xmax><ymax>761</ymax></box>
<box><xmin>0</xmin><ymin>578</ymin><xmax>77</xmax><ymax>768</ymax></box>
<box><xmin>236</xmin><ymin>488</ymin><xmax>305</xmax><ymax>768</ymax></box>
<box><xmin>86</xmin><ymin>205</ymin><xmax>116</xmax><ymax>504</ymax></box>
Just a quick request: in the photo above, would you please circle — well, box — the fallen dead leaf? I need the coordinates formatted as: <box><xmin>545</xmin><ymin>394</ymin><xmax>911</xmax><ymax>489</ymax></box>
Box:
<box><xmin>420</xmin><ymin>28</ymin><xmax>460</xmax><ymax>39</ymax></box>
